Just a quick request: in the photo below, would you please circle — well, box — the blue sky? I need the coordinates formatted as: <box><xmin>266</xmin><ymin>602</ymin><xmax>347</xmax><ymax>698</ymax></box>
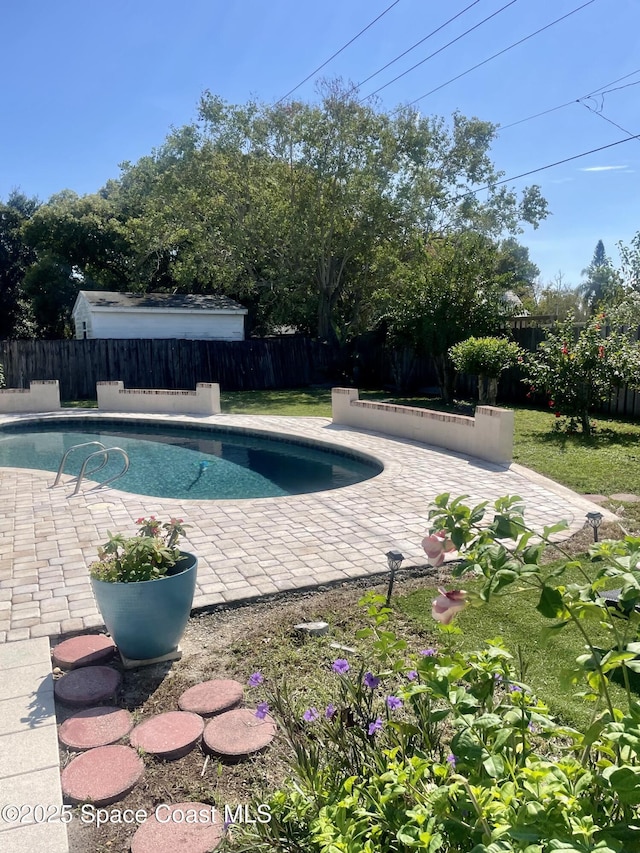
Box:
<box><xmin>2</xmin><ymin>0</ymin><xmax>639</xmax><ymax>286</ymax></box>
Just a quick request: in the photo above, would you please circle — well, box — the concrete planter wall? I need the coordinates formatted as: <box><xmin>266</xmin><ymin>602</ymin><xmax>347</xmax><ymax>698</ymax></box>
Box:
<box><xmin>91</xmin><ymin>552</ymin><xmax>197</xmax><ymax>661</ymax></box>
<box><xmin>331</xmin><ymin>387</ymin><xmax>514</xmax><ymax>465</ymax></box>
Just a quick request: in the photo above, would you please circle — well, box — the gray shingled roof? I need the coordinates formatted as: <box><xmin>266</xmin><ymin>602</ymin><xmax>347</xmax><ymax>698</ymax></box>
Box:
<box><xmin>79</xmin><ymin>290</ymin><xmax>246</xmax><ymax>312</ymax></box>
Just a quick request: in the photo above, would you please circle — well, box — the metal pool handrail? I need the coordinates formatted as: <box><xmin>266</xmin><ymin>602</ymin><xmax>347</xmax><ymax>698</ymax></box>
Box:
<box><xmin>53</xmin><ymin>441</ymin><xmax>108</xmax><ymax>487</ymax></box>
<box><xmin>73</xmin><ymin>447</ymin><xmax>130</xmax><ymax>496</ymax></box>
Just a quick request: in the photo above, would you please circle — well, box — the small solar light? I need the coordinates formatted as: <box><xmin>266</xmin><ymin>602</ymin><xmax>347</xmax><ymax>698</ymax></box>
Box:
<box><xmin>586</xmin><ymin>511</ymin><xmax>604</xmax><ymax>542</ymax></box>
<box><xmin>385</xmin><ymin>550</ymin><xmax>404</xmax><ymax>606</ymax></box>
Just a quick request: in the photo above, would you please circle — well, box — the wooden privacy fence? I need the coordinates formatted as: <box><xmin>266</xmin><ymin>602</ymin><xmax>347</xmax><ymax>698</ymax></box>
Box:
<box><xmin>0</xmin><ymin>337</ymin><xmax>336</xmax><ymax>400</ymax></box>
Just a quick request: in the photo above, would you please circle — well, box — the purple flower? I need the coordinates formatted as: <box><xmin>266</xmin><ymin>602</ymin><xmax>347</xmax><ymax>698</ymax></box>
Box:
<box><xmin>420</xmin><ymin>648</ymin><xmax>436</xmax><ymax>657</ymax></box>
<box><xmin>364</xmin><ymin>671</ymin><xmax>380</xmax><ymax>689</ymax></box>
<box><xmin>255</xmin><ymin>701</ymin><xmax>270</xmax><ymax>720</ymax></box>
<box><xmin>407</xmin><ymin>670</ymin><xmax>418</xmax><ymax>681</ymax></box>
<box><xmin>332</xmin><ymin>659</ymin><xmax>350</xmax><ymax>674</ymax></box>
<box><xmin>368</xmin><ymin>717</ymin><xmax>383</xmax><ymax>736</ymax></box>
<box><xmin>386</xmin><ymin>695</ymin><xmax>402</xmax><ymax>711</ymax></box>
<box><xmin>303</xmin><ymin>707</ymin><xmax>319</xmax><ymax>723</ymax></box>
<box><xmin>493</xmin><ymin>673</ymin><xmax>503</xmax><ymax>683</ymax></box>
<box><xmin>325</xmin><ymin>703</ymin><xmax>336</xmax><ymax>719</ymax></box>
<box><xmin>509</xmin><ymin>684</ymin><xmax>522</xmax><ymax>693</ymax></box>
<box><xmin>248</xmin><ymin>672</ymin><xmax>263</xmax><ymax>687</ymax></box>
<box><xmin>446</xmin><ymin>753</ymin><xmax>456</xmax><ymax>768</ymax></box>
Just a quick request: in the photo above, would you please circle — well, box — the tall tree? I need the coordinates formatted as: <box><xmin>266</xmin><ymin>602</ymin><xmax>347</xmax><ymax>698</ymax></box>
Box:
<box><xmin>116</xmin><ymin>83</ymin><xmax>547</xmax><ymax>342</ymax></box>
<box><xmin>22</xmin><ymin>190</ymin><xmax>133</xmax><ymax>289</ymax></box>
<box><xmin>377</xmin><ymin>232</ymin><xmax>516</xmax><ymax>401</ymax></box>
<box><xmin>0</xmin><ymin>191</ymin><xmax>39</xmax><ymax>337</ymax></box>
<box><xmin>578</xmin><ymin>240</ymin><xmax>621</xmax><ymax>312</ymax></box>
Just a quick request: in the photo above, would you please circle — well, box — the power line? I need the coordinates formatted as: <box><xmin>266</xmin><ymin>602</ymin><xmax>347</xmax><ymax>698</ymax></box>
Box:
<box><xmin>275</xmin><ymin>0</ymin><xmax>402</xmax><ymax>104</ymax></box>
<box><xmin>580</xmin><ymin>100</ymin><xmax>639</xmax><ymax>141</ymax></box>
<box><xmin>586</xmin><ymin>67</ymin><xmax>640</xmax><ymax>97</ymax></box>
<box><xmin>458</xmin><ymin>131</ymin><xmax>640</xmax><ymax>200</ymax></box>
<box><xmin>404</xmin><ymin>0</ymin><xmax>599</xmax><ymax>109</ymax></box>
<box><xmin>499</xmin><ymin>69</ymin><xmax>640</xmax><ymax>130</ymax></box>
<box><xmin>354</xmin><ymin>0</ymin><xmax>482</xmax><ymax>92</ymax></box>
<box><xmin>360</xmin><ymin>0</ymin><xmax>520</xmax><ymax>102</ymax></box>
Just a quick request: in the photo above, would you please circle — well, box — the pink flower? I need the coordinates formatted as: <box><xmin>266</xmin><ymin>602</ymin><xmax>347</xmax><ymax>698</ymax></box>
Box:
<box><xmin>431</xmin><ymin>588</ymin><xmax>467</xmax><ymax>624</ymax></box>
<box><xmin>422</xmin><ymin>530</ymin><xmax>456</xmax><ymax>567</ymax></box>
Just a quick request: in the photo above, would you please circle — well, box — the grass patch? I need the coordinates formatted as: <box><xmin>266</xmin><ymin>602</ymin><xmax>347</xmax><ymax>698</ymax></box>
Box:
<box><xmin>397</xmin><ymin>559</ymin><xmax>635</xmax><ymax>729</ymax></box>
<box><xmin>62</xmin><ymin>399</ymin><xmax>97</xmax><ymax>408</ymax></box>
<box><xmin>512</xmin><ymin>406</ymin><xmax>640</xmax><ymax>495</ymax></box>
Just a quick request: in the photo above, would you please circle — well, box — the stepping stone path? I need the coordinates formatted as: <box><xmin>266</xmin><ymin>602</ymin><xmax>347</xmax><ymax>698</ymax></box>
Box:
<box><xmin>203</xmin><ymin>708</ymin><xmax>276</xmax><ymax>757</ymax></box>
<box><xmin>130</xmin><ymin>711</ymin><xmax>204</xmax><ymax>760</ymax></box>
<box><xmin>178</xmin><ymin>679</ymin><xmax>244</xmax><ymax>716</ymax></box>
<box><xmin>61</xmin><ymin>744</ymin><xmax>144</xmax><ymax>806</ymax></box>
<box><xmin>130</xmin><ymin>802</ymin><xmax>224</xmax><ymax>853</ymax></box>
<box><xmin>52</xmin><ymin>630</ymin><xmax>277</xmax><ymax>837</ymax></box>
<box><xmin>610</xmin><ymin>493</ymin><xmax>640</xmax><ymax>503</ymax></box>
<box><xmin>58</xmin><ymin>706</ymin><xmax>134</xmax><ymax>750</ymax></box>
<box><xmin>52</xmin><ymin>634</ymin><xmax>116</xmax><ymax>669</ymax></box>
<box><xmin>54</xmin><ymin>665</ymin><xmax>121</xmax><ymax>707</ymax></box>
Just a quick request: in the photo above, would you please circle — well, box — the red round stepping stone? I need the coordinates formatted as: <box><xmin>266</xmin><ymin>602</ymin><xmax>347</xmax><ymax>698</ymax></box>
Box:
<box><xmin>54</xmin><ymin>666</ymin><xmax>121</xmax><ymax>707</ymax></box>
<box><xmin>61</xmin><ymin>744</ymin><xmax>143</xmax><ymax>806</ymax></box>
<box><xmin>178</xmin><ymin>679</ymin><xmax>244</xmax><ymax>717</ymax></box>
<box><xmin>203</xmin><ymin>708</ymin><xmax>276</xmax><ymax>757</ymax></box>
<box><xmin>130</xmin><ymin>802</ymin><xmax>223</xmax><ymax>853</ymax></box>
<box><xmin>58</xmin><ymin>706</ymin><xmax>133</xmax><ymax>750</ymax></box>
<box><xmin>52</xmin><ymin>634</ymin><xmax>116</xmax><ymax>669</ymax></box>
<box><xmin>130</xmin><ymin>711</ymin><xmax>204</xmax><ymax>760</ymax></box>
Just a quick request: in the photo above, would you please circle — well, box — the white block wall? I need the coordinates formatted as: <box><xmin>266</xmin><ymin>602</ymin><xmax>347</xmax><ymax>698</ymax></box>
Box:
<box><xmin>332</xmin><ymin>388</ymin><xmax>514</xmax><ymax>465</ymax></box>
<box><xmin>97</xmin><ymin>382</ymin><xmax>221</xmax><ymax>416</ymax></box>
<box><xmin>0</xmin><ymin>380</ymin><xmax>61</xmax><ymax>413</ymax></box>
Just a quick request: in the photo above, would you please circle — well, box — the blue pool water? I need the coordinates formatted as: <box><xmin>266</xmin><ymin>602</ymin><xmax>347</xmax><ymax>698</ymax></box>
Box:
<box><xmin>0</xmin><ymin>421</ymin><xmax>382</xmax><ymax>499</ymax></box>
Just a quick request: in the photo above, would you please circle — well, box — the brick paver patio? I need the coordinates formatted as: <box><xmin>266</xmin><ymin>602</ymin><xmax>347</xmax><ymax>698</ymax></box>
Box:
<box><xmin>0</xmin><ymin>411</ymin><xmax>615</xmax><ymax>643</ymax></box>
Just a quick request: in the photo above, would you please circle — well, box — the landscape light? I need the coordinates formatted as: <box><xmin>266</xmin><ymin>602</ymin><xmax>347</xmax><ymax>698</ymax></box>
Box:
<box><xmin>586</xmin><ymin>511</ymin><xmax>604</xmax><ymax>542</ymax></box>
<box><xmin>385</xmin><ymin>550</ymin><xmax>404</xmax><ymax>606</ymax></box>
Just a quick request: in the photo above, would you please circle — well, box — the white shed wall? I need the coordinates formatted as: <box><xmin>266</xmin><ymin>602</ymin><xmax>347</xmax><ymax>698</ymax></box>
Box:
<box><xmin>72</xmin><ymin>295</ymin><xmax>93</xmax><ymax>339</ymax></box>
<box><xmin>90</xmin><ymin>311</ymin><xmax>245</xmax><ymax>341</ymax></box>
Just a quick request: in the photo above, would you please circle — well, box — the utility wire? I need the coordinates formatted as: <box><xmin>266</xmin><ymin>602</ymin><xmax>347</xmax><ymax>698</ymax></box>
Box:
<box><xmin>586</xmin><ymin>67</ymin><xmax>640</xmax><ymax>97</ymax></box>
<box><xmin>360</xmin><ymin>0</ymin><xmax>519</xmax><ymax>102</ymax></box>
<box><xmin>354</xmin><ymin>0</ymin><xmax>482</xmax><ymax>92</ymax></box>
<box><xmin>458</xmin><ymin>131</ymin><xmax>640</xmax><ymax>200</ymax></box>
<box><xmin>275</xmin><ymin>0</ymin><xmax>402</xmax><ymax>104</ymax></box>
<box><xmin>403</xmin><ymin>0</ymin><xmax>599</xmax><ymax>109</ymax></box>
<box><xmin>500</xmin><ymin>69</ymin><xmax>640</xmax><ymax>130</ymax></box>
<box><xmin>580</xmin><ymin>100</ymin><xmax>639</xmax><ymax>141</ymax></box>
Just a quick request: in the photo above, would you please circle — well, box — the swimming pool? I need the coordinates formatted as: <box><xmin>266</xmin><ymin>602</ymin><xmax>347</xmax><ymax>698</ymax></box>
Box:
<box><xmin>0</xmin><ymin>420</ymin><xmax>382</xmax><ymax>499</ymax></box>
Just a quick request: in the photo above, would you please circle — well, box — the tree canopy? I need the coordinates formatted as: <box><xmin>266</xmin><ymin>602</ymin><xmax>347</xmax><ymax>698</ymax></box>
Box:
<box><xmin>1</xmin><ymin>84</ymin><xmax>548</xmax><ymax>350</ymax></box>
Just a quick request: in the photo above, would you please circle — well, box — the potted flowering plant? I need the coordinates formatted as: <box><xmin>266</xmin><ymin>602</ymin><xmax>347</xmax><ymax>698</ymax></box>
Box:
<box><xmin>89</xmin><ymin>517</ymin><xmax>197</xmax><ymax>662</ymax></box>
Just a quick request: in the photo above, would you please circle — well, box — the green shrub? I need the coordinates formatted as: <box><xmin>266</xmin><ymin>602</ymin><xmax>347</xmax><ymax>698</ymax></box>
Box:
<box><xmin>449</xmin><ymin>337</ymin><xmax>521</xmax><ymax>405</ymax></box>
<box><xmin>523</xmin><ymin>307</ymin><xmax>640</xmax><ymax>434</ymax></box>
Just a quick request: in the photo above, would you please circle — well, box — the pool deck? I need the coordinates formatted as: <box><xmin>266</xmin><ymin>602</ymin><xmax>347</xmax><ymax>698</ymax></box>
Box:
<box><xmin>0</xmin><ymin>410</ymin><xmax>616</xmax><ymax>644</ymax></box>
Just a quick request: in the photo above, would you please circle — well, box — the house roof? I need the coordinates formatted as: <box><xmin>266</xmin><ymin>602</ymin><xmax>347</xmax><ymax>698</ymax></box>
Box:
<box><xmin>76</xmin><ymin>290</ymin><xmax>247</xmax><ymax>313</ymax></box>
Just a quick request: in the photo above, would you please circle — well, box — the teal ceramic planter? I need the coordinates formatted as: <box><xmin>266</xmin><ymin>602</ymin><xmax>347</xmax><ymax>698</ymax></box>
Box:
<box><xmin>90</xmin><ymin>552</ymin><xmax>197</xmax><ymax>661</ymax></box>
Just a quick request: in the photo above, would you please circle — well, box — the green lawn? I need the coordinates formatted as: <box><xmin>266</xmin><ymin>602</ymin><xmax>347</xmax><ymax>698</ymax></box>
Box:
<box><xmin>398</xmin><ymin>561</ymin><xmax>636</xmax><ymax>729</ymax></box>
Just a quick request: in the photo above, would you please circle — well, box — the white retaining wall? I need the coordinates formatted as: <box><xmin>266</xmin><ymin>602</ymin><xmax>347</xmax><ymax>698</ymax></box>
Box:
<box><xmin>97</xmin><ymin>381</ymin><xmax>221</xmax><ymax>416</ymax></box>
<box><xmin>0</xmin><ymin>380</ymin><xmax>61</xmax><ymax>412</ymax></box>
<box><xmin>331</xmin><ymin>388</ymin><xmax>514</xmax><ymax>465</ymax></box>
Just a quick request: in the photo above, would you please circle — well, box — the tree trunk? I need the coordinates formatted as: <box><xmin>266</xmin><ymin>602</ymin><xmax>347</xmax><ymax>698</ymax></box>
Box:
<box><xmin>477</xmin><ymin>374</ymin><xmax>487</xmax><ymax>404</ymax></box>
<box><xmin>434</xmin><ymin>354</ymin><xmax>456</xmax><ymax>404</ymax></box>
<box><xmin>486</xmin><ymin>376</ymin><xmax>498</xmax><ymax>406</ymax></box>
